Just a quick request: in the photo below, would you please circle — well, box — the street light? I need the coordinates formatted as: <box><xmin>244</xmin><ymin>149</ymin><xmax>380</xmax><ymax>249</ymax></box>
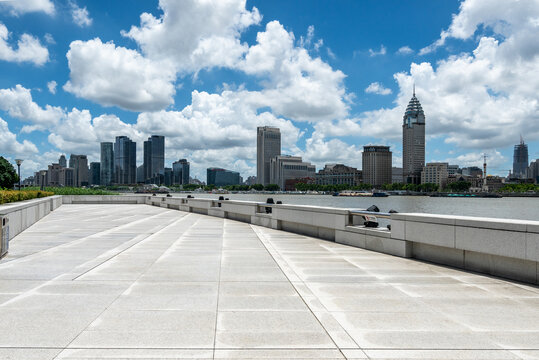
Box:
<box><xmin>40</xmin><ymin>170</ymin><xmax>47</xmax><ymax>191</ymax></box>
<box><xmin>15</xmin><ymin>159</ymin><xmax>23</xmax><ymax>191</ymax></box>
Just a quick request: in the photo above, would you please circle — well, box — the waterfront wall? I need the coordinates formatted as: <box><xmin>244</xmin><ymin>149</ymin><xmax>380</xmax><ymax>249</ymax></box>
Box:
<box><xmin>0</xmin><ymin>195</ymin><xmax>63</xmax><ymax>241</ymax></box>
<box><xmin>2</xmin><ymin>194</ymin><xmax>538</xmax><ymax>284</ymax></box>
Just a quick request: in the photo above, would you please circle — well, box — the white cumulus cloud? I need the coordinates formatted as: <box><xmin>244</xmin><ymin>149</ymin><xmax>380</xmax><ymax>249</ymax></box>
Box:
<box><xmin>0</xmin><ymin>117</ymin><xmax>38</xmax><ymax>155</ymax></box>
<box><xmin>0</xmin><ymin>0</ymin><xmax>54</xmax><ymax>16</ymax></box>
<box><xmin>0</xmin><ymin>23</ymin><xmax>49</xmax><ymax>65</ymax></box>
<box><xmin>0</xmin><ymin>84</ymin><xmax>64</xmax><ymax>132</ymax></box>
<box><xmin>397</xmin><ymin>46</ymin><xmax>413</xmax><ymax>55</ymax></box>
<box><xmin>70</xmin><ymin>2</ymin><xmax>92</xmax><ymax>27</ymax></box>
<box><xmin>63</xmin><ymin>38</ymin><xmax>177</xmax><ymax>111</ymax></box>
<box><xmin>368</xmin><ymin>44</ymin><xmax>386</xmax><ymax>57</ymax></box>
<box><xmin>47</xmin><ymin>80</ymin><xmax>57</xmax><ymax>94</ymax></box>
<box><xmin>365</xmin><ymin>82</ymin><xmax>392</xmax><ymax>95</ymax></box>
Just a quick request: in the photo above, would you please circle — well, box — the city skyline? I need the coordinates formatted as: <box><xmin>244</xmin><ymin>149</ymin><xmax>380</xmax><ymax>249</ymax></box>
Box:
<box><xmin>0</xmin><ymin>0</ymin><xmax>538</xmax><ymax>180</ymax></box>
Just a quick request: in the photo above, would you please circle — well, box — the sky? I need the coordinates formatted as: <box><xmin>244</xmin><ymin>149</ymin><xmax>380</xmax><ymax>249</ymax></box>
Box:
<box><xmin>0</xmin><ymin>0</ymin><xmax>538</xmax><ymax>181</ymax></box>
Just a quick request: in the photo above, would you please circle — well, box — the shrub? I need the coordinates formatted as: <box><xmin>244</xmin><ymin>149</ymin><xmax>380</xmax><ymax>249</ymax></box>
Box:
<box><xmin>0</xmin><ymin>157</ymin><xmax>18</xmax><ymax>189</ymax></box>
<box><xmin>0</xmin><ymin>190</ymin><xmax>54</xmax><ymax>205</ymax></box>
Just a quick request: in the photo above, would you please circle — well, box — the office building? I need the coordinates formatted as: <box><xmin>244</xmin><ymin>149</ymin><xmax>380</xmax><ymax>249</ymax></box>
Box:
<box><xmin>164</xmin><ymin>167</ymin><xmax>173</xmax><ymax>186</ymax></box>
<box><xmin>391</xmin><ymin>167</ymin><xmax>403</xmax><ymax>184</ymax></box>
<box><xmin>513</xmin><ymin>138</ymin><xmax>529</xmax><ymax>179</ymax></box>
<box><xmin>114</xmin><ymin>136</ymin><xmax>136</xmax><ymax>184</ymax></box>
<box><xmin>421</xmin><ymin>162</ymin><xmax>449</xmax><ymax>189</ymax></box>
<box><xmin>362</xmin><ymin>146</ymin><xmax>392</xmax><ymax>187</ymax></box>
<box><xmin>462</xmin><ymin>166</ymin><xmax>483</xmax><ymax>178</ymax></box>
<box><xmin>143</xmin><ymin>135</ymin><xmax>165</xmax><ymax>183</ymax></box>
<box><xmin>270</xmin><ymin>155</ymin><xmax>316</xmax><ymax>190</ymax></box>
<box><xmin>172</xmin><ymin>159</ymin><xmax>190</xmax><ymax>185</ymax></box>
<box><xmin>316</xmin><ymin>164</ymin><xmax>361</xmax><ymax>187</ymax></box>
<box><xmin>447</xmin><ymin>165</ymin><xmax>459</xmax><ymax>176</ymax></box>
<box><xmin>245</xmin><ymin>176</ymin><xmax>257</xmax><ymax>186</ymax></box>
<box><xmin>136</xmin><ymin>165</ymin><xmax>144</xmax><ymax>184</ymax></box>
<box><xmin>207</xmin><ymin>168</ymin><xmax>241</xmax><ymax>186</ymax></box>
<box><xmin>69</xmin><ymin>154</ymin><xmax>89</xmax><ymax>187</ymax></box>
<box><xmin>59</xmin><ymin>168</ymin><xmax>74</xmax><ymax>187</ymax></box>
<box><xmin>402</xmin><ymin>87</ymin><xmax>425</xmax><ymax>184</ymax></box>
<box><xmin>90</xmin><ymin>162</ymin><xmax>101</xmax><ymax>185</ymax></box>
<box><xmin>100</xmin><ymin>142</ymin><xmax>114</xmax><ymax>186</ymax></box>
<box><xmin>257</xmin><ymin>126</ymin><xmax>281</xmax><ymax>186</ymax></box>
<box><xmin>47</xmin><ymin>164</ymin><xmax>62</xmax><ymax>187</ymax></box>
<box><xmin>529</xmin><ymin>159</ymin><xmax>539</xmax><ymax>183</ymax></box>
<box><xmin>34</xmin><ymin>170</ymin><xmax>48</xmax><ymax>187</ymax></box>
<box><xmin>58</xmin><ymin>155</ymin><xmax>67</xmax><ymax>168</ymax></box>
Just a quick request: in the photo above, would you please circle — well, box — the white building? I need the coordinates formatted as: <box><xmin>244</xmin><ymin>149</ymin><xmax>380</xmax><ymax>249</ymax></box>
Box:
<box><xmin>421</xmin><ymin>162</ymin><xmax>449</xmax><ymax>188</ymax></box>
<box><xmin>270</xmin><ymin>155</ymin><xmax>316</xmax><ymax>190</ymax></box>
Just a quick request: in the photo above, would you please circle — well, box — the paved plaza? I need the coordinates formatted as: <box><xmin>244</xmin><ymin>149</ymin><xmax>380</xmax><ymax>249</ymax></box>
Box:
<box><xmin>0</xmin><ymin>204</ymin><xmax>538</xmax><ymax>359</ymax></box>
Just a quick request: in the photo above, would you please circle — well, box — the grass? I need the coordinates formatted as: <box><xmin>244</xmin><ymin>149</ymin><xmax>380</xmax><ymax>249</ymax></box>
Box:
<box><xmin>25</xmin><ymin>187</ymin><xmax>119</xmax><ymax>195</ymax></box>
<box><xmin>0</xmin><ymin>189</ymin><xmax>54</xmax><ymax>205</ymax></box>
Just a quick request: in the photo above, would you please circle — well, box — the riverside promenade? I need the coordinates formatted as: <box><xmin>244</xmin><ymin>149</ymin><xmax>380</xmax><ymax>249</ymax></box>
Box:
<box><xmin>0</xmin><ymin>203</ymin><xmax>539</xmax><ymax>359</ymax></box>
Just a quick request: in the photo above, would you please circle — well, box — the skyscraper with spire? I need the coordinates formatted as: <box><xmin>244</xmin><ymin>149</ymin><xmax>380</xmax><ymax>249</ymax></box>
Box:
<box><xmin>513</xmin><ymin>136</ymin><xmax>528</xmax><ymax>179</ymax></box>
<box><xmin>402</xmin><ymin>86</ymin><xmax>425</xmax><ymax>184</ymax></box>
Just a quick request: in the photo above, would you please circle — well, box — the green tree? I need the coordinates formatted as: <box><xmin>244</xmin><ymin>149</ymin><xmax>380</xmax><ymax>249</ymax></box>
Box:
<box><xmin>251</xmin><ymin>183</ymin><xmax>264</xmax><ymax>191</ymax></box>
<box><xmin>0</xmin><ymin>156</ymin><xmax>18</xmax><ymax>189</ymax></box>
<box><xmin>264</xmin><ymin>184</ymin><xmax>280</xmax><ymax>191</ymax></box>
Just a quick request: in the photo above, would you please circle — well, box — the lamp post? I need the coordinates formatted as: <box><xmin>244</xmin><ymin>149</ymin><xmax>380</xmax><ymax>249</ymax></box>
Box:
<box><xmin>15</xmin><ymin>159</ymin><xmax>23</xmax><ymax>191</ymax></box>
<box><xmin>40</xmin><ymin>170</ymin><xmax>46</xmax><ymax>191</ymax></box>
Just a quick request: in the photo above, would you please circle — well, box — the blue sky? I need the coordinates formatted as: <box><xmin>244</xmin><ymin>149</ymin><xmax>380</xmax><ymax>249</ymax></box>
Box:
<box><xmin>0</xmin><ymin>0</ymin><xmax>538</xmax><ymax>180</ymax></box>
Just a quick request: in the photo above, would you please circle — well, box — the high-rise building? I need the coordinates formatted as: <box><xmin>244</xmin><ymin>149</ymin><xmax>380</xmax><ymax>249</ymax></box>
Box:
<box><xmin>421</xmin><ymin>162</ymin><xmax>449</xmax><ymax>189</ymax></box>
<box><xmin>47</xmin><ymin>164</ymin><xmax>62</xmax><ymax>187</ymax></box>
<box><xmin>58</xmin><ymin>155</ymin><xmax>67</xmax><ymax>168</ymax></box>
<box><xmin>59</xmin><ymin>168</ymin><xmax>74</xmax><ymax>187</ymax></box>
<box><xmin>100</xmin><ymin>142</ymin><xmax>114</xmax><ymax>186</ymax></box>
<box><xmin>316</xmin><ymin>164</ymin><xmax>361</xmax><ymax>187</ymax></box>
<box><xmin>362</xmin><ymin>146</ymin><xmax>392</xmax><ymax>187</ymax></box>
<box><xmin>513</xmin><ymin>137</ymin><xmax>529</xmax><ymax>179</ymax></box>
<box><xmin>136</xmin><ymin>165</ymin><xmax>144</xmax><ymax>184</ymax></box>
<box><xmin>462</xmin><ymin>166</ymin><xmax>483</xmax><ymax>178</ymax></box>
<box><xmin>69</xmin><ymin>154</ymin><xmax>89</xmax><ymax>187</ymax></box>
<box><xmin>257</xmin><ymin>126</ymin><xmax>281</xmax><ymax>186</ymax></box>
<box><xmin>207</xmin><ymin>168</ymin><xmax>241</xmax><ymax>186</ymax></box>
<box><xmin>528</xmin><ymin>159</ymin><xmax>539</xmax><ymax>183</ymax></box>
<box><xmin>391</xmin><ymin>167</ymin><xmax>403</xmax><ymax>184</ymax></box>
<box><xmin>143</xmin><ymin>135</ymin><xmax>165</xmax><ymax>183</ymax></box>
<box><xmin>269</xmin><ymin>155</ymin><xmax>316</xmax><ymax>190</ymax></box>
<box><xmin>90</xmin><ymin>162</ymin><xmax>101</xmax><ymax>185</ymax></box>
<box><xmin>447</xmin><ymin>165</ymin><xmax>459</xmax><ymax>176</ymax></box>
<box><xmin>402</xmin><ymin>87</ymin><xmax>425</xmax><ymax>184</ymax></box>
<box><xmin>114</xmin><ymin>136</ymin><xmax>136</xmax><ymax>184</ymax></box>
<box><xmin>172</xmin><ymin>159</ymin><xmax>190</xmax><ymax>185</ymax></box>
<box><xmin>164</xmin><ymin>167</ymin><xmax>173</xmax><ymax>186</ymax></box>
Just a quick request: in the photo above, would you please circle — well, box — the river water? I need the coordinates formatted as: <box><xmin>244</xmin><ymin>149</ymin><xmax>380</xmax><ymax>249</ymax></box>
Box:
<box><xmin>171</xmin><ymin>193</ymin><xmax>539</xmax><ymax>221</ymax></box>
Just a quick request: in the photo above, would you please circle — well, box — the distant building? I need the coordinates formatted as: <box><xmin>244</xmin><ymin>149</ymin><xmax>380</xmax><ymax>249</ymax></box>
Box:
<box><xmin>244</xmin><ymin>176</ymin><xmax>257</xmax><ymax>186</ymax></box>
<box><xmin>59</xmin><ymin>168</ymin><xmax>74</xmax><ymax>187</ymax></box>
<box><xmin>316</xmin><ymin>164</ymin><xmax>361</xmax><ymax>187</ymax></box>
<box><xmin>164</xmin><ymin>167</ymin><xmax>173</xmax><ymax>186</ymax></box>
<box><xmin>402</xmin><ymin>87</ymin><xmax>425</xmax><ymax>184</ymax></box>
<box><xmin>391</xmin><ymin>167</ymin><xmax>403</xmax><ymax>184</ymax></box>
<box><xmin>143</xmin><ymin>135</ymin><xmax>165</xmax><ymax>183</ymax></box>
<box><xmin>34</xmin><ymin>170</ymin><xmax>48</xmax><ymax>187</ymax></box>
<box><xmin>421</xmin><ymin>162</ymin><xmax>448</xmax><ymax>189</ymax></box>
<box><xmin>529</xmin><ymin>159</ymin><xmax>539</xmax><ymax>184</ymax></box>
<box><xmin>22</xmin><ymin>176</ymin><xmax>35</xmax><ymax>186</ymax></box>
<box><xmin>90</xmin><ymin>162</ymin><xmax>101</xmax><ymax>185</ymax></box>
<box><xmin>47</xmin><ymin>164</ymin><xmax>62</xmax><ymax>187</ymax></box>
<box><xmin>207</xmin><ymin>168</ymin><xmax>241</xmax><ymax>186</ymax></box>
<box><xmin>270</xmin><ymin>155</ymin><xmax>316</xmax><ymax>190</ymax></box>
<box><xmin>362</xmin><ymin>146</ymin><xmax>392</xmax><ymax>187</ymax></box>
<box><xmin>136</xmin><ymin>165</ymin><xmax>144</xmax><ymax>184</ymax></box>
<box><xmin>513</xmin><ymin>138</ymin><xmax>529</xmax><ymax>179</ymax></box>
<box><xmin>114</xmin><ymin>136</ymin><xmax>136</xmax><ymax>184</ymax></box>
<box><xmin>172</xmin><ymin>159</ymin><xmax>190</xmax><ymax>185</ymax></box>
<box><xmin>447</xmin><ymin>165</ymin><xmax>459</xmax><ymax>176</ymax></box>
<box><xmin>461</xmin><ymin>166</ymin><xmax>483</xmax><ymax>178</ymax></box>
<box><xmin>285</xmin><ymin>177</ymin><xmax>316</xmax><ymax>191</ymax></box>
<box><xmin>257</xmin><ymin>126</ymin><xmax>281</xmax><ymax>186</ymax></box>
<box><xmin>69</xmin><ymin>154</ymin><xmax>89</xmax><ymax>187</ymax></box>
<box><xmin>100</xmin><ymin>142</ymin><xmax>114</xmax><ymax>186</ymax></box>
<box><xmin>58</xmin><ymin>155</ymin><xmax>67</xmax><ymax>168</ymax></box>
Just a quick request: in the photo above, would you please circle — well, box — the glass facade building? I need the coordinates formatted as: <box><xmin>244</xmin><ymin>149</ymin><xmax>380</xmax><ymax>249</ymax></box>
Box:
<box><xmin>402</xmin><ymin>88</ymin><xmax>425</xmax><ymax>184</ymax></box>
<box><xmin>172</xmin><ymin>159</ymin><xmax>190</xmax><ymax>185</ymax></box>
<box><xmin>207</xmin><ymin>168</ymin><xmax>241</xmax><ymax>186</ymax></box>
<box><xmin>513</xmin><ymin>138</ymin><xmax>529</xmax><ymax>179</ymax></box>
<box><xmin>143</xmin><ymin>135</ymin><xmax>165</xmax><ymax>183</ymax></box>
<box><xmin>114</xmin><ymin>136</ymin><xmax>136</xmax><ymax>184</ymax></box>
<box><xmin>100</xmin><ymin>142</ymin><xmax>114</xmax><ymax>186</ymax></box>
<box><xmin>257</xmin><ymin>127</ymin><xmax>281</xmax><ymax>186</ymax></box>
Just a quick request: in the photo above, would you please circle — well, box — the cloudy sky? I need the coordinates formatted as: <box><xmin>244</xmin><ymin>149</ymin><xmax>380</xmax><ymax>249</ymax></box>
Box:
<box><xmin>0</xmin><ymin>0</ymin><xmax>538</xmax><ymax>181</ymax></box>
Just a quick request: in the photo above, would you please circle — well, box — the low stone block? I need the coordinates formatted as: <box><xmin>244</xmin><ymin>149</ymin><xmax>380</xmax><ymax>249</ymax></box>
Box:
<box><xmin>456</xmin><ymin>227</ymin><xmax>526</xmax><ymax>259</ymax></box>
<box><xmin>365</xmin><ymin>235</ymin><xmax>411</xmax><ymax>257</ymax></box>
<box><xmin>390</xmin><ymin>220</ymin><xmax>405</xmax><ymax>240</ymax></box>
<box><xmin>335</xmin><ymin>230</ymin><xmax>366</xmax><ymax>248</ymax></box>
<box><xmin>406</xmin><ymin>222</ymin><xmax>455</xmax><ymax>248</ymax></box>
<box><xmin>525</xmin><ymin>232</ymin><xmax>539</xmax><ymax>262</ymax></box>
<box><xmin>412</xmin><ymin>242</ymin><xmax>464</xmax><ymax>268</ymax></box>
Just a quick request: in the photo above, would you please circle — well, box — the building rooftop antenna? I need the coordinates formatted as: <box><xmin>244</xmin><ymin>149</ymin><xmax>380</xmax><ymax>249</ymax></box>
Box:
<box><xmin>413</xmin><ymin>83</ymin><xmax>415</xmax><ymax>97</ymax></box>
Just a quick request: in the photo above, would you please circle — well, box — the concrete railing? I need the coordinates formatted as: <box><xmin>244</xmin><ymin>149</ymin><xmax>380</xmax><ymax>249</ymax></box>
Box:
<box><xmin>2</xmin><ymin>194</ymin><xmax>538</xmax><ymax>284</ymax></box>
<box><xmin>0</xmin><ymin>195</ymin><xmax>63</xmax><ymax>241</ymax></box>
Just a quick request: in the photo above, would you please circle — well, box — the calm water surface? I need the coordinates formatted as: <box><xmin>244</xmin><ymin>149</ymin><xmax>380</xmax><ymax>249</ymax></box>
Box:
<box><xmin>172</xmin><ymin>193</ymin><xmax>539</xmax><ymax>221</ymax></box>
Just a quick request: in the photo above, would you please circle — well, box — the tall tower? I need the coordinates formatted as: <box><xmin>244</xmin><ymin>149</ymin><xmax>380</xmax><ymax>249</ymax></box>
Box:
<box><xmin>100</xmin><ymin>142</ymin><xmax>114</xmax><ymax>186</ymax></box>
<box><xmin>513</xmin><ymin>137</ymin><xmax>529</xmax><ymax>179</ymax></box>
<box><xmin>143</xmin><ymin>135</ymin><xmax>165</xmax><ymax>182</ymax></box>
<box><xmin>402</xmin><ymin>86</ymin><xmax>425</xmax><ymax>184</ymax></box>
<box><xmin>257</xmin><ymin>126</ymin><xmax>281</xmax><ymax>186</ymax></box>
<box><xmin>58</xmin><ymin>155</ymin><xmax>67</xmax><ymax>168</ymax></box>
<box><xmin>114</xmin><ymin>136</ymin><xmax>136</xmax><ymax>184</ymax></box>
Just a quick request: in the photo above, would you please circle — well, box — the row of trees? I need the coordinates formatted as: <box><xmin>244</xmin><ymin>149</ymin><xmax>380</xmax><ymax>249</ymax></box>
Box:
<box><xmin>498</xmin><ymin>183</ymin><xmax>539</xmax><ymax>193</ymax></box>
